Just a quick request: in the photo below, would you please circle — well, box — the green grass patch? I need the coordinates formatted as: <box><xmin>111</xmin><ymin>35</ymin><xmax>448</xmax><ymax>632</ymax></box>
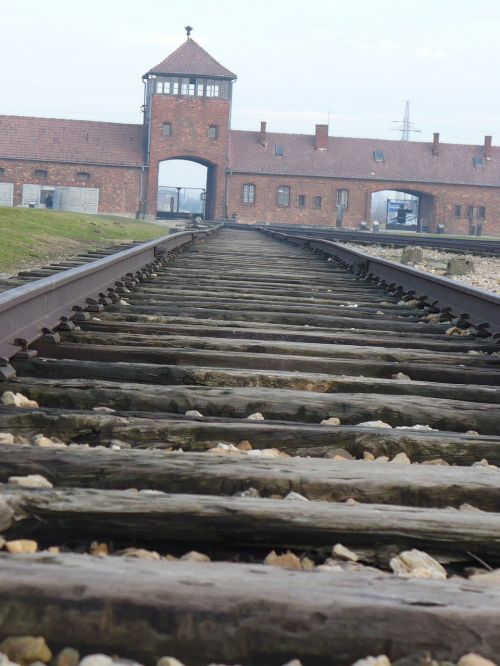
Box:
<box><xmin>0</xmin><ymin>208</ymin><xmax>166</xmax><ymax>273</ymax></box>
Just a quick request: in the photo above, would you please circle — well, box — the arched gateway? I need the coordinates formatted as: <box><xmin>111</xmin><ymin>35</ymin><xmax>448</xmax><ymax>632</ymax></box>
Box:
<box><xmin>142</xmin><ymin>34</ymin><xmax>236</xmax><ymax>219</ymax></box>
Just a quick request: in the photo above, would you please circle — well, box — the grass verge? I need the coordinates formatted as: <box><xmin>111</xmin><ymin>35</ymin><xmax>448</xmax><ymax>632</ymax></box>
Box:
<box><xmin>0</xmin><ymin>208</ymin><xmax>166</xmax><ymax>274</ymax></box>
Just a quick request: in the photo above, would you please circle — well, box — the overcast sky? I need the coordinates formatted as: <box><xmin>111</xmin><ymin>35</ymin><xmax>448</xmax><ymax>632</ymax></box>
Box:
<box><xmin>1</xmin><ymin>0</ymin><xmax>499</xmax><ymax>186</ymax></box>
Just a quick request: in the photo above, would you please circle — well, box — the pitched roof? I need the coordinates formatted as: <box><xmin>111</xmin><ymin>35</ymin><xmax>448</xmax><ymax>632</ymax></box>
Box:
<box><xmin>146</xmin><ymin>38</ymin><xmax>236</xmax><ymax>79</ymax></box>
<box><xmin>0</xmin><ymin>116</ymin><xmax>144</xmax><ymax>166</ymax></box>
<box><xmin>228</xmin><ymin>130</ymin><xmax>500</xmax><ymax>187</ymax></box>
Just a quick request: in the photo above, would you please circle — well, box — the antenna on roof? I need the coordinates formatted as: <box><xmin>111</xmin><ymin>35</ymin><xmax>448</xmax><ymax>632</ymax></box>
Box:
<box><xmin>185</xmin><ymin>25</ymin><xmax>193</xmax><ymax>39</ymax></box>
<box><xmin>391</xmin><ymin>101</ymin><xmax>421</xmax><ymax>141</ymax></box>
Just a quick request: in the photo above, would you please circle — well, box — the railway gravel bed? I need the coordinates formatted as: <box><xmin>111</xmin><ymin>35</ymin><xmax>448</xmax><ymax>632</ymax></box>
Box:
<box><xmin>1</xmin><ymin>228</ymin><xmax>500</xmax><ymax>666</ymax></box>
<box><xmin>339</xmin><ymin>241</ymin><xmax>500</xmax><ymax>294</ymax></box>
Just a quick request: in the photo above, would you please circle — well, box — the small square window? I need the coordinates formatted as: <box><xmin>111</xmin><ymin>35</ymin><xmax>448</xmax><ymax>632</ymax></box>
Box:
<box><xmin>297</xmin><ymin>194</ymin><xmax>306</xmax><ymax>208</ymax></box>
<box><xmin>373</xmin><ymin>150</ymin><xmax>384</xmax><ymax>162</ymax></box>
<box><xmin>76</xmin><ymin>171</ymin><xmax>90</xmax><ymax>181</ymax></box>
<box><xmin>163</xmin><ymin>122</ymin><xmax>172</xmax><ymax>137</ymax></box>
<box><xmin>208</xmin><ymin>125</ymin><xmax>218</xmax><ymax>139</ymax></box>
<box><xmin>453</xmin><ymin>205</ymin><xmax>462</xmax><ymax>218</ymax></box>
<box><xmin>274</xmin><ymin>144</ymin><xmax>284</xmax><ymax>156</ymax></box>
<box><xmin>34</xmin><ymin>169</ymin><xmax>47</xmax><ymax>179</ymax></box>
<box><xmin>473</xmin><ymin>156</ymin><xmax>485</xmax><ymax>168</ymax></box>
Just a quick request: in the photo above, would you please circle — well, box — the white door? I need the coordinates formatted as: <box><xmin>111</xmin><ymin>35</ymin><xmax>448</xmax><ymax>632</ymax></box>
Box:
<box><xmin>22</xmin><ymin>184</ymin><xmax>41</xmax><ymax>207</ymax></box>
<box><xmin>0</xmin><ymin>183</ymin><xmax>14</xmax><ymax>207</ymax></box>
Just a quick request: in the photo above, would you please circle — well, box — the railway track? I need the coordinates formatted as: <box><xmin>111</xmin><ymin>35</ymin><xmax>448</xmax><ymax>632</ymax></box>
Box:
<box><xmin>0</xmin><ymin>240</ymin><xmax>149</xmax><ymax>293</ymax></box>
<box><xmin>0</xmin><ymin>227</ymin><xmax>500</xmax><ymax>666</ymax></box>
<box><xmin>226</xmin><ymin>222</ymin><xmax>500</xmax><ymax>256</ymax></box>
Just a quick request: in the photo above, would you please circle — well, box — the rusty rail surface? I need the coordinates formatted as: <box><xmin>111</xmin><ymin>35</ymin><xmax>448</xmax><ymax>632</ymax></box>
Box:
<box><xmin>262</xmin><ymin>229</ymin><xmax>500</xmax><ymax>334</ymax></box>
<box><xmin>0</xmin><ymin>229</ymin><xmax>218</xmax><ymax>375</ymax></box>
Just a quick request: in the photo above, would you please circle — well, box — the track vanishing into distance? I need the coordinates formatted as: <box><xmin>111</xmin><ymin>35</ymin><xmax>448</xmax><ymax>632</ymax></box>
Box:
<box><xmin>1</xmin><ymin>227</ymin><xmax>500</xmax><ymax>665</ymax></box>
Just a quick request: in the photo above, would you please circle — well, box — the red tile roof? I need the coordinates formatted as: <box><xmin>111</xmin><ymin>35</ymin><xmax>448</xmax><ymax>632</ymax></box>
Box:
<box><xmin>0</xmin><ymin>115</ymin><xmax>144</xmax><ymax>166</ymax></box>
<box><xmin>228</xmin><ymin>130</ymin><xmax>500</xmax><ymax>187</ymax></box>
<box><xmin>146</xmin><ymin>38</ymin><xmax>236</xmax><ymax>79</ymax></box>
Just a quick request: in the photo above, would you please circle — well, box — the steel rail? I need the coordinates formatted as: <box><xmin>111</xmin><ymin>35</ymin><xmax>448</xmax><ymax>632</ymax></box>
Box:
<box><xmin>0</xmin><ymin>229</ymin><xmax>218</xmax><ymax>376</ymax></box>
<box><xmin>261</xmin><ymin>229</ymin><xmax>500</xmax><ymax>335</ymax></box>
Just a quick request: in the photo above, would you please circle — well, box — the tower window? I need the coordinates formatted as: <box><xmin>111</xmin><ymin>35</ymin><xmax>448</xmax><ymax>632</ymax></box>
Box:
<box><xmin>313</xmin><ymin>196</ymin><xmax>322</xmax><ymax>209</ymax></box>
<box><xmin>206</xmin><ymin>80</ymin><xmax>220</xmax><ymax>97</ymax></box>
<box><xmin>208</xmin><ymin>125</ymin><xmax>218</xmax><ymax>139</ymax></box>
<box><xmin>373</xmin><ymin>150</ymin><xmax>384</xmax><ymax>162</ymax></box>
<box><xmin>76</xmin><ymin>171</ymin><xmax>90</xmax><ymax>181</ymax></box>
<box><xmin>336</xmin><ymin>188</ymin><xmax>349</xmax><ymax>208</ymax></box>
<box><xmin>34</xmin><ymin>169</ymin><xmax>47</xmax><ymax>179</ymax></box>
<box><xmin>163</xmin><ymin>122</ymin><xmax>172</xmax><ymax>137</ymax></box>
<box><xmin>242</xmin><ymin>184</ymin><xmax>256</xmax><ymax>205</ymax></box>
<box><xmin>274</xmin><ymin>144</ymin><xmax>284</xmax><ymax>156</ymax></box>
<box><xmin>297</xmin><ymin>194</ymin><xmax>306</xmax><ymax>208</ymax></box>
<box><xmin>453</xmin><ymin>205</ymin><xmax>462</xmax><ymax>217</ymax></box>
<box><xmin>181</xmin><ymin>78</ymin><xmax>196</xmax><ymax>95</ymax></box>
<box><xmin>277</xmin><ymin>186</ymin><xmax>290</xmax><ymax>206</ymax></box>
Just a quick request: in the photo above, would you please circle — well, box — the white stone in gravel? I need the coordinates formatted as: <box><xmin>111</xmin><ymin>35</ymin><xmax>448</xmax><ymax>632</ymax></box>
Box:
<box><xmin>185</xmin><ymin>410</ymin><xmax>204</xmax><ymax>418</ymax></box>
<box><xmin>247</xmin><ymin>448</ymin><xmax>281</xmax><ymax>458</ymax></box>
<box><xmin>280</xmin><ymin>660</ymin><xmax>304</xmax><ymax>666</ymax></box>
<box><xmin>157</xmin><ymin>658</ymin><xmax>186</xmax><ymax>666</ymax></box>
<box><xmin>32</xmin><ymin>434</ymin><xmax>66</xmax><ymax>448</ymax></box>
<box><xmin>373</xmin><ymin>456</ymin><xmax>389</xmax><ymax>463</ymax></box>
<box><xmin>139</xmin><ymin>490</ymin><xmax>166</xmax><ymax>496</ymax></box>
<box><xmin>180</xmin><ymin>550</ymin><xmax>210</xmax><ymax>562</ymax></box>
<box><xmin>0</xmin><ymin>653</ymin><xmax>18</xmax><ymax>666</ymax></box>
<box><xmin>390</xmin><ymin>549</ymin><xmax>447</xmax><ymax>579</ymax></box>
<box><xmin>320</xmin><ymin>417</ymin><xmax>341</xmax><ymax>426</ymax></box>
<box><xmin>0</xmin><ymin>433</ymin><xmax>15</xmax><ymax>445</ymax></box>
<box><xmin>457</xmin><ymin>655</ymin><xmax>498</xmax><ymax>666</ymax></box>
<box><xmin>246</xmin><ymin>412</ymin><xmax>265</xmax><ymax>420</ymax></box>
<box><xmin>395</xmin><ymin>424</ymin><xmax>438</xmax><ymax>431</ymax></box>
<box><xmin>392</xmin><ymin>372</ymin><xmax>411</xmax><ymax>381</ymax></box>
<box><xmin>333</xmin><ymin>543</ymin><xmax>359</xmax><ymax>562</ymax></box>
<box><xmin>357</xmin><ymin>420</ymin><xmax>392</xmax><ymax>429</ymax></box>
<box><xmin>390</xmin><ymin>452</ymin><xmax>411</xmax><ymax>464</ymax></box>
<box><xmin>5</xmin><ymin>539</ymin><xmax>38</xmax><ymax>554</ymax></box>
<box><xmin>8</xmin><ymin>474</ymin><xmax>53</xmax><ymax>489</ymax></box>
<box><xmin>284</xmin><ymin>491</ymin><xmax>309</xmax><ymax>502</ymax></box>
<box><xmin>78</xmin><ymin>655</ymin><xmax>114</xmax><ymax>666</ymax></box>
<box><xmin>234</xmin><ymin>487</ymin><xmax>260</xmax><ymax>498</ymax></box>
<box><xmin>92</xmin><ymin>407</ymin><xmax>115</xmax><ymax>414</ymax></box>
<box><xmin>1</xmin><ymin>391</ymin><xmax>38</xmax><ymax>409</ymax></box>
<box><xmin>350</xmin><ymin>657</ymin><xmax>391</xmax><ymax>666</ymax></box>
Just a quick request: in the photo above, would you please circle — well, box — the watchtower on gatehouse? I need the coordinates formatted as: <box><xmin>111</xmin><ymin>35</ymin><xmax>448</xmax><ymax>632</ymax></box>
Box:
<box><xmin>142</xmin><ymin>28</ymin><xmax>236</xmax><ymax>219</ymax></box>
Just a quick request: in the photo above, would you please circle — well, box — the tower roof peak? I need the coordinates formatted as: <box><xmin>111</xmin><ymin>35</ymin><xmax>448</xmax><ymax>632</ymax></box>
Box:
<box><xmin>144</xmin><ymin>38</ymin><xmax>236</xmax><ymax>79</ymax></box>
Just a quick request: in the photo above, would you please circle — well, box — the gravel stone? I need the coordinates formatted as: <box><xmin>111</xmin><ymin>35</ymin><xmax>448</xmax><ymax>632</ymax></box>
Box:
<box><xmin>8</xmin><ymin>474</ymin><xmax>53</xmax><ymax>489</ymax></box>
<box><xmin>0</xmin><ymin>637</ymin><xmax>52</xmax><ymax>665</ymax></box>
<box><xmin>390</xmin><ymin>549</ymin><xmax>447</xmax><ymax>580</ymax></box>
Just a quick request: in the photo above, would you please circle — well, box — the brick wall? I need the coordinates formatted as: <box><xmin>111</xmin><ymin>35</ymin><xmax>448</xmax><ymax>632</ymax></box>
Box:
<box><xmin>146</xmin><ymin>94</ymin><xmax>232</xmax><ymax>217</ymax></box>
<box><xmin>0</xmin><ymin>159</ymin><xmax>142</xmax><ymax>215</ymax></box>
<box><xmin>227</xmin><ymin>173</ymin><xmax>500</xmax><ymax>235</ymax></box>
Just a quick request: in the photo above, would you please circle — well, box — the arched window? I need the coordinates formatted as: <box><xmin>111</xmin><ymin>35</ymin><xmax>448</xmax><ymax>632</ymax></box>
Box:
<box><xmin>76</xmin><ymin>171</ymin><xmax>91</xmax><ymax>181</ymax></box>
<box><xmin>242</xmin><ymin>183</ymin><xmax>256</xmax><ymax>205</ymax></box>
<box><xmin>34</xmin><ymin>169</ymin><xmax>48</xmax><ymax>179</ymax></box>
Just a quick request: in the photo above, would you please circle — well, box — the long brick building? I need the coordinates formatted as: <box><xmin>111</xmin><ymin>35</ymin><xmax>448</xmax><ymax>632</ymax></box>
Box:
<box><xmin>1</xmin><ymin>34</ymin><xmax>499</xmax><ymax>235</ymax></box>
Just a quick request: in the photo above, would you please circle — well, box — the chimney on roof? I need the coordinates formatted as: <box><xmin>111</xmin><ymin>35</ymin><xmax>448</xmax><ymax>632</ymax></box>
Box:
<box><xmin>432</xmin><ymin>132</ymin><xmax>440</xmax><ymax>156</ymax></box>
<box><xmin>484</xmin><ymin>135</ymin><xmax>492</xmax><ymax>160</ymax></box>
<box><xmin>259</xmin><ymin>121</ymin><xmax>267</xmax><ymax>147</ymax></box>
<box><xmin>315</xmin><ymin>124</ymin><xmax>328</xmax><ymax>151</ymax></box>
